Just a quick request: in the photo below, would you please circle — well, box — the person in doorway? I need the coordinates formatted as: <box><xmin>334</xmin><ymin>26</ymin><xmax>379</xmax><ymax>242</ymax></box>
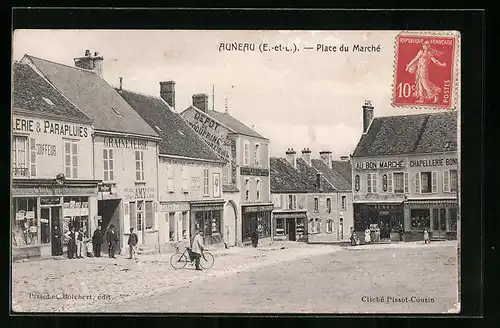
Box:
<box><xmin>364</xmin><ymin>227</ymin><xmax>371</xmax><ymax>244</ymax></box>
<box><xmin>424</xmin><ymin>228</ymin><xmax>431</xmax><ymax>244</ymax></box>
<box><xmin>127</xmin><ymin>227</ymin><xmax>139</xmax><ymax>260</ymax></box>
<box><xmin>65</xmin><ymin>226</ymin><xmax>76</xmax><ymax>259</ymax></box>
<box><xmin>76</xmin><ymin>227</ymin><xmax>84</xmax><ymax>258</ymax></box>
<box><xmin>398</xmin><ymin>223</ymin><xmax>405</xmax><ymax>242</ymax></box>
<box><xmin>191</xmin><ymin>229</ymin><xmax>205</xmax><ymax>271</ymax></box>
<box><xmin>251</xmin><ymin>230</ymin><xmax>259</xmax><ymax>248</ymax></box>
<box><xmin>51</xmin><ymin>225</ymin><xmax>63</xmax><ymax>256</ymax></box>
<box><xmin>106</xmin><ymin>225</ymin><xmax>119</xmax><ymax>258</ymax></box>
<box><xmin>92</xmin><ymin>225</ymin><xmax>103</xmax><ymax>257</ymax></box>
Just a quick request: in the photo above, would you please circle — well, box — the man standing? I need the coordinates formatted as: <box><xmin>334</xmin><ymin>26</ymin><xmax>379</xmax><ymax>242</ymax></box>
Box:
<box><xmin>127</xmin><ymin>227</ymin><xmax>139</xmax><ymax>260</ymax></box>
<box><xmin>191</xmin><ymin>229</ymin><xmax>205</xmax><ymax>271</ymax></box>
<box><xmin>51</xmin><ymin>225</ymin><xmax>62</xmax><ymax>256</ymax></box>
<box><xmin>398</xmin><ymin>223</ymin><xmax>405</xmax><ymax>242</ymax></box>
<box><xmin>92</xmin><ymin>225</ymin><xmax>103</xmax><ymax>257</ymax></box>
<box><xmin>65</xmin><ymin>226</ymin><xmax>76</xmax><ymax>259</ymax></box>
<box><xmin>106</xmin><ymin>224</ymin><xmax>119</xmax><ymax>258</ymax></box>
<box><xmin>76</xmin><ymin>227</ymin><xmax>84</xmax><ymax>258</ymax></box>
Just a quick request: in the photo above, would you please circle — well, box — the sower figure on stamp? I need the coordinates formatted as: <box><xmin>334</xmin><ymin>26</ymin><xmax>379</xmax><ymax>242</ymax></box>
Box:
<box><xmin>127</xmin><ymin>227</ymin><xmax>139</xmax><ymax>260</ymax></box>
<box><xmin>191</xmin><ymin>229</ymin><xmax>205</xmax><ymax>271</ymax></box>
<box><xmin>405</xmin><ymin>40</ymin><xmax>447</xmax><ymax>104</ymax></box>
<box><xmin>106</xmin><ymin>224</ymin><xmax>119</xmax><ymax>258</ymax></box>
<box><xmin>92</xmin><ymin>225</ymin><xmax>103</xmax><ymax>257</ymax></box>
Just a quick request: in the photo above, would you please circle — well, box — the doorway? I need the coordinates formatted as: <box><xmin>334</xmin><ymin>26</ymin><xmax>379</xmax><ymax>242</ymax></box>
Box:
<box><xmin>379</xmin><ymin>215</ymin><xmax>390</xmax><ymax>239</ymax></box>
<box><xmin>98</xmin><ymin>199</ymin><xmax>121</xmax><ymax>253</ymax></box>
<box><xmin>287</xmin><ymin>219</ymin><xmax>296</xmax><ymax>241</ymax></box>
<box><xmin>41</xmin><ymin>206</ymin><xmax>62</xmax><ymax>256</ymax></box>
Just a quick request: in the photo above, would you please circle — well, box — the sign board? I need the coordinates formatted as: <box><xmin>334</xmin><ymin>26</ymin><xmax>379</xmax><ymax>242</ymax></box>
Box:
<box><xmin>12</xmin><ymin>116</ymin><xmax>90</xmax><ymax>138</ymax></box>
<box><xmin>26</xmin><ymin>211</ymin><xmax>35</xmax><ymax>219</ymax></box>
<box><xmin>40</xmin><ymin>196</ymin><xmax>61</xmax><ymax>205</ymax></box>
<box><xmin>355</xmin><ymin>160</ymin><xmax>405</xmax><ymax>170</ymax></box>
<box><xmin>159</xmin><ymin>202</ymin><xmax>190</xmax><ymax>212</ymax></box>
<box><xmin>103</xmin><ymin>136</ymin><xmax>148</xmax><ymax>150</ymax></box>
<box><xmin>242</xmin><ymin>204</ymin><xmax>274</xmax><ymax>213</ymax></box>
<box><xmin>15</xmin><ymin>211</ymin><xmax>26</xmax><ymax>220</ymax></box>
<box><xmin>98</xmin><ymin>184</ymin><xmax>112</xmax><ymax>192</ymax></box>
<box><xmin>240</xmin><ymin>167</ymin><xmax>269</xmax><ymax>177</ymax></box>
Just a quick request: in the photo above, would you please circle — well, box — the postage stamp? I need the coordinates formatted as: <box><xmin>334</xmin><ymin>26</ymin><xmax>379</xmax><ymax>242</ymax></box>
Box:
<box><xmin>392</xmin><ymin>32</ymin><xmax>460</xmax><ymax>109</ymax></box>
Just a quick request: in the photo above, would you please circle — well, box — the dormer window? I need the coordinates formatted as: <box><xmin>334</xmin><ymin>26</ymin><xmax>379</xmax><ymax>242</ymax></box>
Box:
<box><xmin>42</xmin><ymin>97</ymin><xmax>55</xmax><ymax>106</ymax></box>
<box><xmin>111</xmin><ymin>107</ymin><xmax>123</xmax><ymax>117</ymax></box>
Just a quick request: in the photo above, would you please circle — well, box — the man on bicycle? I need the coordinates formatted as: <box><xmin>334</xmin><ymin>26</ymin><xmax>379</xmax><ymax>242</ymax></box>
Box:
<box><xmin>191</xmin><ymin>229</ymin><xmax>204</xmax><ymax>271</ymax></box>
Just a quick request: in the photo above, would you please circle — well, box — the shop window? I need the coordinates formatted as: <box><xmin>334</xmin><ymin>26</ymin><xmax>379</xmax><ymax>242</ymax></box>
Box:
<box><xmin>448</xmin><ymin>208</ymin><xmax>458</xmax><ymax>231</ymax></box>
<box><xmin>244</xmin><ymin>141</ymin><xmax>250</xmax><ymax>166</ymax></box>
<box><xmin>411</xmin><ymin>209</ymin><xmax>430</xmax><ymax>229</ymax></box>
<box><xmin>169</xmin><ymin>213</ymin><xmax>175</xmax><ymax>241</ymax></box>
<box><xmin>439</xmin><ymin>208</ymin><xmax>447</xmax><ymax>231</ymax></box>
<box><xmin>314</xmin><ymin>197</ymin><xmax>319</xmax><ymax>212</ymax></box>
<box><xmin>450</xmin><ymin>170</ymin><xmax>458</xmax><ymax>192</ymax></box>
<box><xmin>341</xmin><ymin>196</ymin><xmax>347</xmax><ymax>210</ymax></box>
<box><xmin>315</xmin><ymin>218</ymin><xmax>321</xmax><ymax>233</ymax></box>
<box><xmin>103</xmin><ymin>149</ymin><xmax>114</xmax><ymax>181</ymax></box>
<box><xmin>182</xmin><ymin>167</ymin><xmax>189</xmax><ymax>192</ymax></box>
<box><xmin>203</xmin><ymin>169</ymin><xmax>210</xmax><ymax>196</ymax></box>
<box><xmin>276</xmin><ymin>218</ymin><xmax>284</xmax><ymax>230</ymax></box>
<box><xmin>64</xmin><ymin>140</ymin><xmax>78</xmax><ymax>179</ymax></box>
<box><xmin>245</xmin><ymin>179</ymin><xmax>250</xmax><ymax>201</ymax></box>
<box><xmin>145</xmin><ymin>201</ymin><xmax>154</xmax><ymax>230</ymax></box>
<box><xmin>62</xmin><ymin>197</ymin><xmax>90</xmax><ymax>245</ymax></box>
<box><xmin>256</xmin><ymin>179</ymin><xmax>261</xmax><ymax>201</ymax></box>
<box><xmin>254</xmin><ymin>144</ymin><xmax>260</xmax><ymax>166</ymax></box>
<box><xmin>12</xmin><ymin>198</ymin><xmax>38</xmax><ymax>247</ymax></box>
<box><xmin>195</xmin><ymin>210</ymin><xmax>221</xmax><ymax>238</ymax></box>
<box><xmin>12</xmin><ymin>136</ymin><xmax>29</xmax><ymax>177</ymax></box>
<box><xmin>367</xmin><ymin>173</ymin><xmax>377</xmax><ymax>193</ymax></box>
<box><xmin>257</xmin><ymin>214</ymin><xmax>271</xmax><ymax>239</ymax></box>
<box><xmin>135</xmin><ymin>150</ymin><xmax>145</xmax><ymax>181</ymax></box>
<box><xmin>393</xmin><ymin>172</ymin><xmax>404</xmax><ymax>193</ymax></box>
<box><xmin>326</xmin><ymin>198</ymin><xmax>331</xmax><ymax>213</ymax></box>
<box><xmin>167</xmin><ymin>165</ymin><xmax>175</xmax><ymax>192</ymax></box>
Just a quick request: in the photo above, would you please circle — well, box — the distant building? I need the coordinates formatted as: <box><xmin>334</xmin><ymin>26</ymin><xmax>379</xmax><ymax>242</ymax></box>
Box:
<box><xmin>351</xmin><ymin>101</ymin><xmax>458</xmax><ymax>242</ymax></box>
<box><xmin>181</xmin><ymin>96</ymin><xmax>273</xmax><ymax>246</ymax></box>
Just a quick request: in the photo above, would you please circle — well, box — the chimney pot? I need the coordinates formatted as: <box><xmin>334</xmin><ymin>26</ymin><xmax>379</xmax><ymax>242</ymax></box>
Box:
<box><xmin>362</xmin><ymin>100</ymin><xmax>374</xmax><ymax>134</ymax></box>
<box><xmin>193</xmin><ymin>93</ymin><xmax>209</xmax><ymax>112</ymax></box>
<box><xmin>160</xmin><ymin>81</ymin><xmax>176</xmax><ymax>109</ymax></box>
<box><xmin>74</xmin><ymin>49</ymin><xmax>104</xmax><ymax>77</ymax></box>
<box><xmin>119</xmin><ymin>77</ymin><xmax>123</xmax><ymax>91</ymax></box>
<box><xmin>319</xmin><ymin>150</ymin><xmax>333</xmax><ymax>169</ymax></box>
<box><xmin>94</xmin><ymin>51</ymin><xmax>99</xmax><ymax>56</ymax></box>
<box><xmin>85</xmin><ymin>49</ymin><xmax>91</xmax><ymax>56</ymax></box>
<box><xmin>285</xmin><ymin>148</ymin><xmax>296</xmax><ymax>169</ymax></box>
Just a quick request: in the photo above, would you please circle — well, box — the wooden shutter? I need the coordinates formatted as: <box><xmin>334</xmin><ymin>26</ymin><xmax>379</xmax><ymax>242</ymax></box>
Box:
<box><xmin>367</xmin><ymin>173</ymin><xmax>372</xmax><ymax>193</ymax></box>
<box><xmin>64</xmin><ymin>141</ymin><xmax>71</xmax><ymax>177</ymax></box>
<box><xmin>372</xmin><ymin>173</ymin><xmax>378</xmax><ymax>193</ymax></box>
<box><xmin>415</xmin><ymin>172</ymin><xmax>421</xmax><ymax>193</ymax></box>
<box><xmin>431</xmin><ymin>171</ymin><xmax>438</xmax><ymax>193</ymax></box>
<box><xmin>404</xmin><ymin>172</ymin><xmax>409</xmax><ymax>193</ymax></box>
<box><xmin>71</xmin><ymin>142</ymin><xmax>78</xmax><ymax>178</ymax></box>
<box><xmin>123</xmin><ymin>202</ymin><xmax>130</xmax><ymax>232</ymax></box>
<box><xmin>30</xmin><ymin>138</ymin><xmax>36</xmax><ymax>176</ymax></box>
<box><xmin>145</xmin><ymin>201</ymin><xmax>154</xmax><ymax>230</ymax></box>
<box><xmin>387</xmin><ymin>173</ymin><xmax>393</xmax><ymax>193</ymax></box>
<box><xmin>443</xmin><ymin>170</ymin><xmax>450</xmax><ymax>192</ymax></box>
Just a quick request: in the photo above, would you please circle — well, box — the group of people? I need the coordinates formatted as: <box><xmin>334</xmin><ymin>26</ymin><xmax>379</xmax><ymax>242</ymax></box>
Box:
<box><xmin>349</xmin><ymin>223</ymin><xmax>432</xmax><ymax>245</ymax></box>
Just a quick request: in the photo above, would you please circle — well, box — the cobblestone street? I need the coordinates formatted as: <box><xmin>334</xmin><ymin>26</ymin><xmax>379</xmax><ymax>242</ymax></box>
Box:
<box><xmin>11</xmin><ymin>241</ymin><xmax>458</xmax><ymax>313</ymax></box>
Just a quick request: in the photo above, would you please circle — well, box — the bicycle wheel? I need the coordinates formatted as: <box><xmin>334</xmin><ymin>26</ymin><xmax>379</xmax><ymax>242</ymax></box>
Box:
<box><xmin>200</xmin><ymin>251</ymin><xmax>215</xmax><ymax>269</ymax></box>
<box><xmin>170</xmin><ymin>252</ymin><xmax>188</xmax><ymax>269</ymax></box>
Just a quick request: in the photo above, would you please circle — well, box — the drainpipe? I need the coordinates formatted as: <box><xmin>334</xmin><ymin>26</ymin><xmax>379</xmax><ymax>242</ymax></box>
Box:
<box><xmin>156</xmin><ymin>143</ymin><xmax>160</xmax><ymax>254</ymax></box>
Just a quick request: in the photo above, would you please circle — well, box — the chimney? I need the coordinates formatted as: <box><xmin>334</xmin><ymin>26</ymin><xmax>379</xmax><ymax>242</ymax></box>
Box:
<box><xmin>285</xmin><ymin>148</ymin><xmax>297</xmax><ymax>169</ymax></box>
<box><xmin>193</xmin><ymin>93</ymin><xmax>209</xmax><ymax>112</ymax></box>
<box><xmin>160</xmin><ymin>81</ymin><xmax>175</xmax><ymax>109</ymax></box>
<box><xmin>301</xmin><ymin>148</ymin><xmax>312</xmax><ymax>166</ymax></box>
<box><xmin>119</xmin><ymin>77</ymin><xmax>123</xmax><ymax>91</ymax></box>
<box><xmin>73</xmin><ymin>49</ymin><xmax>104</xmax><ymax>77</ymax></box>
<box><xmin>316</xmin><ymin>172</ymin><xmax>322</xmax><ymax>190</ymax></box>
<box><xmin>319</xmin><ymin>151</ymin><xmax>333</xmax><ymax>169</ymax></box>
<box><xmin>362</xmin><ymin>100</ymin><xmax>374</xmax><ymax>134</ymax></box>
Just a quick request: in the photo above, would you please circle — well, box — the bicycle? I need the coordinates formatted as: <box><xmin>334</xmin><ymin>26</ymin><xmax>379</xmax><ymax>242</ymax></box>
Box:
<box><xmin>170</xmin><ymin>247</ymin><xmax>215</xmax><ymax>270</ymax></box>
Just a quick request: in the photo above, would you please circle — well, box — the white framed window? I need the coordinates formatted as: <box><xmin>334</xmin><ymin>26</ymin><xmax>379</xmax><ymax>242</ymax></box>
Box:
<box><xmin>203</xmin><ymin>168</ymin><xmax>210</xmax><ymax>196</ymax></box>
<box><xmin>254</xmin><ymin>143</ymin><xmax>260</xmax><ymax>166</ymax></box>
<box><xmin>167</xmin><ymin>165</ymin><xmax>175</xmax><ymax>192</ymax></box>
<box><xmin>315</xmin><ymin>218</ymin><xmax>321</xmax><ymax>233</ymax></box>
<box><xmin>443</xmin><ymin>170</ymin><xmax>450</xmax><ymax>192</ymax></box>
<box><xmin>326</xmin><ymin>220</ymin><xmax>333</xmax><ymax>233</ymax></box>
<box><xmin>326</xmin><ymin>197</ymin><xmax>331</xmax><ymax>213</ymax></box>
<box><xmin>287</xmin><ymin>195</ymin><xmax>297</xmax><ymax>210</ymax></box>
<box><xmin>182</xmin><ymin>166</ymin><xmax>189</xmax><ymax>192</ymax></box>
<box><xmin>103</xmin><ymin>149</ymin><xmax>114</xmax><ymax>181</ymax></box>
<box><xmin>367</xmin><ymin>173</ymin><xmax>377</xmax><ymax>193</ymax></box>
<box><xmin>450</xmin><ymin>170</ymin><xmax>458</xmax><ymax>192</ymax></box>
<box><xmin>12</xmin><ymin>136</ymin><xmax>29</xmax><ymax>177</ymax></box>
<box><xmin>135</xmin><ymin>150</ymin><xmax>144</xmax><ymax>181</ymax></box>
<box><xmin>64</xmin><ymin>140</ymin><xmax>78</xmax><ymax>178</ymax></box>
<box><xmin>314</xmin><ymin>197</ymin><xmax>319</xmax><ymax>212</ymax></box>
<box><xmin>404</xmin><ymin>172</ymin><xmax>409</xmax><ymax>193</ymax></box>
<box><xmin>393</xmin><ymin>172</ymin><xmax>404</xmax><ymax>193</ymax></box>
<box><xmin>244</xmin><ymin>141</ymin><xmax>250</xmax><ymax>166</ymax></box>
<box><xmin>419</xmin><ymin>171</ymin><xmax>436</xmax><ymax>194</ymax></box>
<box><xmin>245</xmin><ymin>179</ymin><xmax>250</xmax><ymax>201</ymax></box>
<box><xmin>341</xmin><ymin>196</ymin><xmax>347</xmax><ymax>210</ymax></box>
<box><xmin>256</xmin><ymin>179</ymin><xmax>261</xmax><ymax>201</ymax></box>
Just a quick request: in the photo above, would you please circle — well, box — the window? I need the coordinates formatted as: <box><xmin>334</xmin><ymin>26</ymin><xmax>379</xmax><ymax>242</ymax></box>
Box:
<box><xmin>135</xmin><ymin>150</ymin><xmax>145</xmax><ymax>181</ymax></box>
<box><xmin>315</xmin><ymin>218</ymin><xmax>321</xmax><ymax>233</ymax></box>
<box><xmin>393</xmin><ymin>172</ymin><xmax>404</xmax><ymax>193</ymax></box>
<box><xmin>64</xmin><ymin>140</ymin><xmax>78</xmax><ymax>178</ymax></box>
<box><xmin>245</xmin><ymin>179</ymin><xmax>250</xmax><ymax>201</ymax></box>
<box><xmin>103</xmin><ymin>149</ymin><xmax>114</xmax><ymax>181</ymax></box>
<box><xmin>169</xmin><ymin>213</ymin><xmax>175</xmax><ymax>241</ymax></box>
<box><xmin>203</xmin><ymin>169</ymin><xmax>210</xmax><ymax>195</ymax></box>
<box><xmin>404</xmin><ymin>172</ymin><xmax>409</xmax><ymax>193</ymax></box>
<box><xmin>288</xmin><ymin>195</ymin><xmax>297</xmax><ymax>209</ymax></box>
<box><xmin>244</xmin><ymin>141</ymin><xmax>250</xmax><ymax>165</ymax></box>
<box><xmin>256</xmin><ymin>179</ymin><xmax>261</xmax><ymax>201</ymax></box>
<box><xmin>450</xmin><ymin>170</ymin><xmax>458</xmax><ymax>192</ymax></box>
<box><xmin>326</xmin><ymin>197</ymin><xmax>331</xmax><ymax>213</ymax></box>
<box><xmin>12</xmin><ymin>198</ymin><xmax>38</xmax><ymax>247</ymax></box>
<box><xmin>145</xmin><ymin>201</ymin><xmax>154</xmax><ymax>230</ymax></box>
<box><xmin>167</xmin><ymin>166</ymin><xmax>175</xmax><ymax>192</ymax></box>
<box><xmin>182</xmin><ymin>167</ymin><xmax>189</xmax><ymax>192</ymax></box>
<box><xmin>12</xmin><ymin>136</ymin><xmax>28</xmax><ymax>177</ymax></box>
<box><xmin>420</xmin><ymin>172</ymin><xmax>437</xmax><ymax>194</ymax></box>
<box><xmin>326</xmin><ymin>220</ymin><xmax>333</xmax><ymax>233</ymax></box>
<box><xmin>254</xmin><ymin>144</ymin><xmax>260</xmax><ymax>166</ymax></box>
<box><xmin>367</xmin><ymin>173</ymin><xmax>377</xmax><ymax>193</ymax></box>
<box><xmin>309</xmin><ymin>219</ymin><xmax>315</xmax><ymax>233</ymax></box>
<box><xmin>276</xmin><ymin>218</ymin><xmax>284</xmax><ymax>230</ymax></box>
<box><xmin>136</xmin><ymin>201</ymin><xmax>144</xmax><ymax>231</ymax></box>
<box><xmin>314</xmin><ymin>197</ymin><xmax>319</xmax><ymax>212</ymax></box>
<box><xmin>341</xmin><ymin>196</ymin><xmax>347</xmax><ymax>210</ymax></box>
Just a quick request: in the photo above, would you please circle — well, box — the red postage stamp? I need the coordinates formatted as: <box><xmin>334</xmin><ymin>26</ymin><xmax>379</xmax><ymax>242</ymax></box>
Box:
<box><xmin>392</xmin><ymin>33</ymin><xmax>459</xmax><ymax>109</ymax></box>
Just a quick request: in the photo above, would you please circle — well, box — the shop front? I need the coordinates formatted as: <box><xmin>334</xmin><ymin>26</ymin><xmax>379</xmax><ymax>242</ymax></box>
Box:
<box><xmin>241</xmin><ymin>204</ymin><xmax>274</xmax><ymax>245</ymax></box>
<box><xmin>405</xmin><ymin>199</ymin><xmax>458</xmax><ymax>240</ymax></box>
<box><xmin>190</xmin><ymin>200</ymin><xmax>225</xmax><ymax>246</ymax></box>
<box><xmin>158</xmin><ymin>201</ymin><xmax>190</xmax><ymax>245</ymax></box>
<box><xmin>272</xmin><ymin>210</ymin><xmax>307</xmax><ymax>242</ymax></box>
<box><xmin>353</xmin><ymin>202</ymin><xmax>405</xmax><ymax>242</ymax></box>
<box><xmin>12</xmin><ymin>178</ymin><xmax>99</xmax><ymax>260</ymax></box>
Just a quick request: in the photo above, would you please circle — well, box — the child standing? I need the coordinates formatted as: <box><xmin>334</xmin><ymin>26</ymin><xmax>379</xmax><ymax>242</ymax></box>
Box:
<box><xmin>424</xmin><ymin>228</ymin><xmax>431</xmax><ymax>244</ymax></box>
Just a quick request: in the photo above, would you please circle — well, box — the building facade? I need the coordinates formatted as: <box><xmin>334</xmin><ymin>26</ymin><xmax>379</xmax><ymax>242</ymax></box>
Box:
<box><xmin>11</xmin><ymin>62</ymin><xmax>100</xmax><ymax>260</ymax></box>
<box><xmin>181</xmin><ymin>95</ymin><xmax>273</xmax><ymax>246</ymax></box>
<box><xmin>351</xmin><ymin>101</ymin><xmax>458</xmax><ymax>242</ymax></box>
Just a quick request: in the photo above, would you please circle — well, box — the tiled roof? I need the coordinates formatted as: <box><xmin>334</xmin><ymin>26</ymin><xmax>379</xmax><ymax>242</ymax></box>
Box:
<box><xmin>311</xmin><ymin>159</ymin><xmax>352</xmax><ymax>192</ymax></box>
<box><xmin>117</xmin><ymin>89</ymin><xmax>223</xmax><ymax>162</ymax></box>
<box><xmin>203</xmin><ymin>110</ymin><xmax>268</xmax><ymax>140</ymax></box>
<box><xmin>223</xmin><ymin>184</ymin><xmax>240</xmax><ymax>192</ymax></box>
<box><xmin>270</xmin><ymin>157</ymin><xmax>315</xmax><ymax>193</ymax></box>
<box><xmin>12</xmin><ymin>62</ymin><xmax>91</xmax><ymax>123</ymax></box>
<box><xmin>331</xmin><ymin>161</ymin><xmax>353</xmax><ymax>184</ymax></box>
<box><xmin>352</xmin><ymin>111</ymin><xmax>457</xmax><ymax>157</ymax></box>
<box><xmin>23</xmin><ymin>55</ymin><xmax>158</xmax><ymax>137</ymax></box>
<box><xmin>296</xmin><ymin>158</ymin><xmax>338</xmax><ymax>193</ymax></box>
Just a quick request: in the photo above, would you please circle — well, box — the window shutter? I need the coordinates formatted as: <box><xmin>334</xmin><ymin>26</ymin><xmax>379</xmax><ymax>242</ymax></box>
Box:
<box><xmin>372</xmin><ymin>173</ymin><xmax>377</xmax><ymax>193</ymax></box>
<box><xmin>64</xmin><ymin>141</ymin><xmax>71</xmax><ymax>177</ymax></box>
<box><xmin>415</xmin><ymin>172</ymin><xmax>421</xmax><ymax>193</ymax></box>
<box><xmin>443</xmin><ymin>170</ymin><xmax>450</xmax><ymax>193</ymax></box>
<box><xmin>244</xmin><ymin>142</ymin><xmax>249</xmax><ymax>165</ymax></box>
<box><xmin>431</xmin><ymin>171</ymin><xmax>438</xmax><ymax>193</ymax></box>
<box><xmin>72</xmin><ymin>142</ymin><xmax>78</xmax><ymax>179</ymax></box>
<box><xmin>387</xmin><ymin>173</ymin><xmax>393</xmax><ymax>193</ymax></box>
<box><xmin>123</xmin><ymin>202</ymin><xmax>130</xmax><ymax>232</ymax></box>
<box><xmin>30</xmin><ymin>138</ymin><xmax>36</xmax><ymax>176</ymax></box>
<box><xmin>367</xmin><ymin>173</ymin><xmax>372</xmax><ymax>193</ymax></box>
<box><xmin>404</xmin><ymin>172</ymin><xmax>409</xmax><ymax>193</ymax></box>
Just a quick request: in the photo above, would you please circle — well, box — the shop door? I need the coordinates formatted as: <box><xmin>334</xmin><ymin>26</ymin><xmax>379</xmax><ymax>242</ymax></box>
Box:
<box><xmin>379</xmin><ymin>215</ymin><xmax>391</xmax><ymax>239</ymax></box>
<box><xmin>287</xmin><ymin>220</ymin><xmax>296</xmax><ymax>241</ymax></box>
<box><xmin>41</xmin><ymin>207</ymin><xmax>62</xmax><ymax>256</ymax></box>
<box><xmin>432</xmin><ymin>209</ymin><xmax>447</xmax><ymax>239</ymax></box>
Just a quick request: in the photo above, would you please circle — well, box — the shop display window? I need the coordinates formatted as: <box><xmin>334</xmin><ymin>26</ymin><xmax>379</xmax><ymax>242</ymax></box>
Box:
<box><xmin>63</xmin><ymin>197</ymin><xmax>90</xmax><ymax>244</ymax></box>
<box><xmin>448</xmin><ymin>208</ymin><xmax>458</xmax><ymax>231</ymax></box>
<box><xmin>410</xmin><ymin>209</ymin><xmax>431</xmax><ymax>229</ymax></box>
<box><xmin>12</xmin><ymin>198</ymin><xmax>38</xmax><ymax>247</ymax></box>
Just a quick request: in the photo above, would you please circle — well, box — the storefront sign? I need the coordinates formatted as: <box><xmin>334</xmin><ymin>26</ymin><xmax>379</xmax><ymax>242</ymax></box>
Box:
<box><xmin>159</xmin><ymin>202</ymin><xmax>190</xmax><ymax>212</ymax></box>
<box><xmin>15</xmin><ymin>211</ymin><xmax>26</xmax><ymax>220</ymax></box>
<box><xmin>240</xmin><ymin>167</ymin><xmax>269</xmax><ymax>177</ymax></box>
<box><xmin>242</xmin><ymin>204</ymin><xmax>274</xmax><ymax>213</ymax></box>
<box><xmin>409</xmin><ymin>157</ymin><xmax>458</xmax><ymax>168</ymax></box>
<box><xmin>40</xmin><ymin>196</ymin><xmax>61</xmax><ymax>205</ymax></box>
<box><xmin>26</xmin><ymin>211</ymin><xmax>35</xmax><ymax>219</ymax></box>
<box><xmin>13</xmin><ymin>117</ymin><xmax>89</xmax><ymax>138</ymax></box>
<box><xmin>12</xmin><ymin>185</ymin><xmax>96</xmax><ymax>197</ymax></box>
<box><xmin>273</xmin><ymin>212</ymin><xmax>307</xmax><ymax>219</ymax></box>
<box><xmin>191</xmin><ymin>204</ymin><xmax>224</xmax><ymax>212</ymax></box>
<box><xmin>355</xmin><ymin>160</ymin><xmax>405</xmax><ymax>170</ymax></box>
<box><xmin>103</xmin><ymin>137</ymin><xmax>148</xmax><ymax>150</ymax></box>
<box><xmin>35</xmin><ymin>143</ymin><xmax>57</xmax><ymax>156</ymax></box>
<box><xmin>98</xmin><ymin>184</ymin><xmax>112</xmax><ymax>192</ymax></box>
<box><xmin>123</xmin><ymin>187</ymin><xmax>155</xmax><ymax>200</ymax></box>
<box><xmin>406</xmin><ymin>199</ymin><xmax>458</xmax><ymax>208</ymax></box>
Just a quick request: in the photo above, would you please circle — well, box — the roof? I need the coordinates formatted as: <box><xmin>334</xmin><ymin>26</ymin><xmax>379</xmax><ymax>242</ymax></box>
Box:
<box><xmin>331</xmin><ymin>161</ymin><xmax>353</xmax><ymax>184</ymax></box>
<box><xmin>352</xmin><ymin>111</ymin><xmax>457</xmax><ymax>157</ymax></box>
<box><xmin>222</xmin><ymin>184</ymin><xmax>240</xmax><ymax>193</ymax></box>
<box><xmin>270</xmin><ymin>157</ymin><xmax>315</xmax><ymax>193</ymax></box>
<box><xmin>23</xmin><ymin>55</ymin><xmax>159</xmax><ymax>137</ymax></box>
<box><xmin>296</xmin><ymin>158</ymin><xmax>338</xmax><ymax>193</ymax></box>
<box><xmin>117</xmin><ymin>89</ymin><xmax>222</xmax><ymax>162</ymax></box>
<box><xmin>12</xmin><ymin>62</ymin><xmax>91</xmax><ymax>123</ymax></box>
<box><xmin>311</xmin><ymin>159</ymin><xmax>352</xmax><ymax>192</ymax></box>
<box><xmin>203</xmin><ymin>109</ymin><xmax>268</xmax><ymax>140</ymax></box>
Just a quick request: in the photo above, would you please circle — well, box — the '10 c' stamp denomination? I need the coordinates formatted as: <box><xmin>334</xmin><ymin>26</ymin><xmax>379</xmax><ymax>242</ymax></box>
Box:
<box><xmin>392</xmin><ymin>32</ymin><xmax>459</xmax><ymax>109</ymax></box>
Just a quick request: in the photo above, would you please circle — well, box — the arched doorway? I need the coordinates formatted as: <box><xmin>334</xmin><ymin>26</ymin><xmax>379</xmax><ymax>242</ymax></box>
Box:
<box><xmin>224</xmin><ymin>201</ymin><xmax>237</xmax><ymax>247</ymax></box>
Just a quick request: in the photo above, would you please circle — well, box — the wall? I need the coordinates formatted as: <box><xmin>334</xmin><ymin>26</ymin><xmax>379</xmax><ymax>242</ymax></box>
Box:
<box><xmin>12</xmin><ymin>114</ymin><xmax>93</xmax><ymax>180</ymax></box>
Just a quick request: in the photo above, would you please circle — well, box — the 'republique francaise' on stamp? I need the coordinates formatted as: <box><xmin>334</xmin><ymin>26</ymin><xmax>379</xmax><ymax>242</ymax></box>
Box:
<box><xmin>392</xmin><ymin>31</ymin><xmax>460</xmax><ymax>109</ymax></box>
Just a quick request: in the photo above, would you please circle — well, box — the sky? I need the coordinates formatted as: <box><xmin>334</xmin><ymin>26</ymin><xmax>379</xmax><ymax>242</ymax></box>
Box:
<box><xmin>12</xmin><ymin>30</ymin><xmax>454</xmax><ymax>160</ymax></box>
